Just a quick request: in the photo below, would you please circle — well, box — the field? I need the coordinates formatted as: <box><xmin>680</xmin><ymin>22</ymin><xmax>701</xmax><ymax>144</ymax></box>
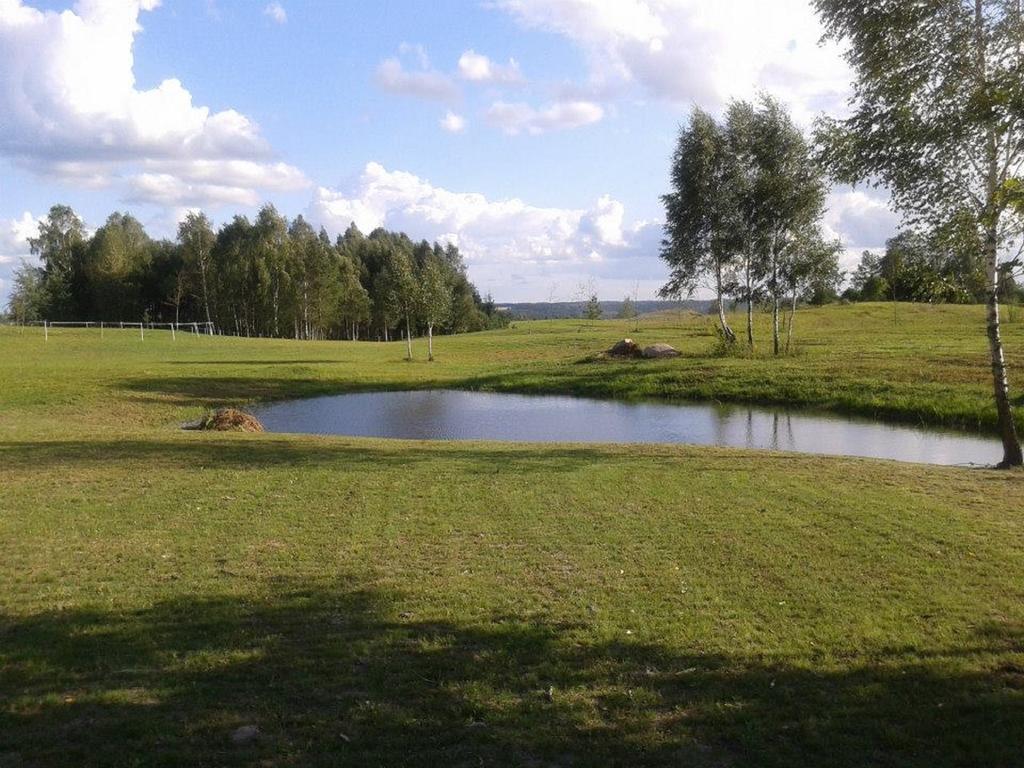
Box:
<box><xmin>2</xmin><ymin>303</ymin><xmax>1024</xmax><ymax>767</ymax></box>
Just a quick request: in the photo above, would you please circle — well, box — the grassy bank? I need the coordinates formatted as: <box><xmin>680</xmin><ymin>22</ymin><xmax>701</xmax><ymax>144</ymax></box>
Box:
<box><xmin>2</xmin><ymin>303</ymin><xmax>1024</xmax><ymax>766</ymax></box>
<box><xmin>2</xmin><ymin>303</ymin><xmax>1020</xmax><ymax>436</ymax></box>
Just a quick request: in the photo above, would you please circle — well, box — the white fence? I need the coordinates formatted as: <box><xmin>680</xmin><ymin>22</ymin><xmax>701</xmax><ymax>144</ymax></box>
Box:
<box><xmin>10</xmin><ymin>320</ymin><xmax>216</xmax><ymax>341</ymax></box>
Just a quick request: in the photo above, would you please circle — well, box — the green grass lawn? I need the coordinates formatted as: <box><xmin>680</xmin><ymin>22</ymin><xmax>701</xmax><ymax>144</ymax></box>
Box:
<box><xmin>2</xmin><ymin>304</ymin><xmax>1024</xmax><ymax>766</ymax></box>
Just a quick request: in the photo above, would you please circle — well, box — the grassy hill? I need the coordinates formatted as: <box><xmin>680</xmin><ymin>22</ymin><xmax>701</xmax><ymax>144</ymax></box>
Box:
<box><xmin>499</xmin><ymin>299</ymin><xmax>713</xmax><ymax>319</ymax></box>
<box><xmin>2</xmin><ymin>303</ymin><xmax>1024</xmax><ymax>766</ymax></box>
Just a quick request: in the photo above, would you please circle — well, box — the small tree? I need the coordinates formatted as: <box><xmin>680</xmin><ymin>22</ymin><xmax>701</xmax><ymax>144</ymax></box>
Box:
<box><xmin>748</xmin><ymin>96</ymin><xmax>827</xmax><ymax>355</ymax></box>
<box><xmin>5</xmin><ymin>262</ymin><xmax>45</xmax><ymax>323</ymax></box>
<box><xmin>781</xmin><ymin>230</ymin><xmax>844</xmax><ymax>352</ymax></box>
<box><xmin>617</xmin><ymin>295</ymin><xmax>636</xmax><ymax>320</ymax></box>
<box><xmin>585</xmin><ymin>293</ymin><xmax>603</xmax><ymax>321</ymax></box>
<box><xmin>420</xmin><ymin>257</ymin><xmax>453</xmax><ymax>361</ymax></box>
<box><xmin>382</xmin><ymin>247</ymin><xmax>419</xmax><ymax>360</ymax></box>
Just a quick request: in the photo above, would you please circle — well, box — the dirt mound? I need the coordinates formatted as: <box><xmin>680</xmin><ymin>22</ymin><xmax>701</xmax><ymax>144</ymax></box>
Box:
<box><xmin>607</xmin><ymin>339</ymin><xmax>643</xmax><ymax>358</ymax></box>
<box><xmin>196</xmin><ymin>408</ymin><xmax>264</xmax><ymax>433</ymax></box>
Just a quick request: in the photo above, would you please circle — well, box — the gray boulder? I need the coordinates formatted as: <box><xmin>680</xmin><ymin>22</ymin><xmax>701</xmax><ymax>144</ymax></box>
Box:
<box><xmin>642</xmin><ymin>343</ymin><xmax>680</xmax><ymax>359</ymax></box>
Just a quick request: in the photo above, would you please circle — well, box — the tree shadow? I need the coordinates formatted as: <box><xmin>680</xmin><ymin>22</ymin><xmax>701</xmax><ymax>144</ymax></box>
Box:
<box><xmin>0</xmin><ymin>436</ymin><xmax>752</xmax><ymax>478</ymax></box>
<box><xmin>2</xmin><ymin>579</ymin><xmax>1023</xmax><ymax>767</ymax></box>
<box><xmin>117</xmin><ymin>375</ymin><xmax>434</xmax><ymax>409</ymax></box>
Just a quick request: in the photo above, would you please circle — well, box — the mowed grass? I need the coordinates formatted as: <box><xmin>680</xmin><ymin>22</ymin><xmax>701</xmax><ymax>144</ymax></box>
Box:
<box><xmin>1</xmin><ymin>303</ymin><xmax>1024</xmax><ymax>766</ymax></box>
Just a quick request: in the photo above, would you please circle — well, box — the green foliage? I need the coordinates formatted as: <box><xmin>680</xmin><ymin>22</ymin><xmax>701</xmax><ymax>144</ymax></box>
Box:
<box><xmin>846</xmin><ymin>228</ymin><xmax>1003</xmax><ymax>304</ymax></box>
<box><xmin>616</xmin><ymin>295</ymin><xmax>637</xmax><ymax>319</ymax></box>
<box><xmin>5</xmin><ymin>262</ymin><xmax>45</xmax><ymax>322</ymax></box>
<box><xmin>584</xmin><ymin>293</ymin><xmax>603</xmax><ymax>320</ymax></box>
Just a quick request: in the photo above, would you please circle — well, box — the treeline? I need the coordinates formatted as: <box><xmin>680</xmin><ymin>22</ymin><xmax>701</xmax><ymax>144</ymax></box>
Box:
<box><xmin>6</xmin><ymin>204</ymin><xmax>507</xmax><ymax>345</ymax></box>
<box><xmin>660</xmin><ymin>97</ymin><xmax>843</xmax><ymax>354</ymax></box>
<box><xmin>844</xmin><ymin>230</ymin><xmax>1022</xmax><ymax>304</ymax></box>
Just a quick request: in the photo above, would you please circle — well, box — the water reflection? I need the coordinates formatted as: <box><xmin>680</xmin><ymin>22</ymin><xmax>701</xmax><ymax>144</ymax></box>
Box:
<box><xmin>250</xmin><ymin>390</ymin><xmax>1001</xmax><ymax>467</ymax></box>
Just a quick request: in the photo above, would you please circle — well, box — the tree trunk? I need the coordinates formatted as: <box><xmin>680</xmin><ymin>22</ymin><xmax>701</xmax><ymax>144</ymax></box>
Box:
<box><xmin>199</xmin><ymin>259</ymin><xmax>212</xmax><ymax>327</ymax></box>
<box><xmin>771</xmin><ymin>249</ymin><xmax>780</xmax><ymax>356</ymax></box>
<box><xmin>273</xmin><ymin>281</ymin><xmax>280</xmax><ymax>338</ymax></box>
<box><xmin>715</xmin><ymin>262</ymin><xmax>737</xmax><ymax>344</ymax></box>
<box><xmin>745</xmin><ymin>254</ymin><xmax>754</xmax><ymax>349</ymax></box>
<box><xmin>405</xmin><ymin>314</ymin><xmax>413</xmax><ymax>361</ymax></box>
<box><xmin>428</xmin><ymin>323</ymin><xmax>434</xmax><ymax>361</ymax></box>
<box><xmin>985</xmin><ymin>227</ymin><xmax>1023</xmax><ymax>467</ymax></box>
<box><xmin>786</xmin><ymin>290</ymin><xmax>797</xmax><ymax>354</ymax></box>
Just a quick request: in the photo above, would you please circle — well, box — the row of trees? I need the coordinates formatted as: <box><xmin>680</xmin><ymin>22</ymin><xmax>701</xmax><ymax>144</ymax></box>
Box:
<box><xmin>6</xmin><ymin>204</ymin><xmax>506</xmax><ymax>352</ymax></box>
<box><xmin>659</xmin><ymin>97</ymin><xmax>843</xmax><ymax>355</ymax></box>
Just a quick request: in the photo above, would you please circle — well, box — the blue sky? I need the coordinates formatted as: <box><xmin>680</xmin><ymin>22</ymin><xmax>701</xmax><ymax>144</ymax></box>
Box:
<box><xmin>0</xmin><ymin>0</ymin><xmax>899</xmax><ymax>303</ymax></box>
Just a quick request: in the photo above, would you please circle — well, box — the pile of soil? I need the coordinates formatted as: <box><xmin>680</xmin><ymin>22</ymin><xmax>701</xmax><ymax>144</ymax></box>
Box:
<box><xmin>607</xmin><ymin>339</ymin><xmax>643</xmax><ymax>358</ymax></box>
<box><xmin>195</xmin><ymin>408</ymin><xmax>264</xmax><ymax>433</ymax></box>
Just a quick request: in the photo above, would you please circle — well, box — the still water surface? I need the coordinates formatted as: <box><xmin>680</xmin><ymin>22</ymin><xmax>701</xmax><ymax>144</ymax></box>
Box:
<box><xmin>250</xmin><ymin>390</ymin><xmax>1001</xmax><ymax>466</ymax></box>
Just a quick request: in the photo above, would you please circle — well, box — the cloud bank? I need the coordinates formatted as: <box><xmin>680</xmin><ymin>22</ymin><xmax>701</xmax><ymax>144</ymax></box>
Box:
<box><xmin>309</xmin><ymin>163</ymin><xmax>664</xmax><ymax>300</ymax></box>
<box><xmin>492</xmin><ymin>0</ymin><xmax>852</xmax><ymax>121</ymax></box>
<box><xmin>0</xmin><ymin>0</ymin><xmax>307</xmax><ymax>208</ymax></box>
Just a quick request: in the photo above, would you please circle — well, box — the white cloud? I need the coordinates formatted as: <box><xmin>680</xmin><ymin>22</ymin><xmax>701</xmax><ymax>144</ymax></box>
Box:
<box><xmin>492</xmin><ymin>0</ymin><xmax>852</xmax><ymax>122</ymax></box>
<box><xmin>0</xmin><ymin>212</ymin><xmax>42</xmax><ymax>306</ymax></box>
<box><xmin>440</xmin><ymin>111</ymin><xmax>467</xmax><ymax>133</ymax></box>
<box><xmin>486</xmin><ymin>100</ymin><xmax>604</xmax><ymax>135</ymax></box>
<box><xmin>263</xmin><ymin>2</ymin><xmax>286</xmax><ymax>24</ymax></box>
<box><xmin>375</xmin><ymin>56</ymin><xmax>459</xmax><ymax>103</ymax></box>
<box><xmin>308</xmin><ymin>163</ymin><xmax>661</xmax><ymax>299</ymax></box>
<box><xmin>0</xmin><ymin>0</ymin><xmax>307</xmax><ymax>208</ymax></box>
<box><xmin>817</xmin><ymin>187</ymin><xmax>902</xmax><ymax>275</ymax></box>
<box><xmin>0</xmin><ymin>212</ymin><xmax>39</xmax><ymax>266</ymax></box>
<box><xmin>824</xmin><ymin>189</ymin><xmax>901</xmax><ymax>248</ymax></box>
<box><xmin>457</xmin><ymin>50</ymin><xmax>524</xmax><ymax>84</ymax></box>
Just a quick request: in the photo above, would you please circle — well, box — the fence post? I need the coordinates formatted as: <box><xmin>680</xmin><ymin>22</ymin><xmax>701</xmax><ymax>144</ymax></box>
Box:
<box><xmin>140</xmin><ymin>323</ymin><xmax>144</xmax><ymax>341</ymax></box>
<box><xmin>44</xmin><ymin>321</ymin><xmax>48</xmax><ymax>342</ymax></box>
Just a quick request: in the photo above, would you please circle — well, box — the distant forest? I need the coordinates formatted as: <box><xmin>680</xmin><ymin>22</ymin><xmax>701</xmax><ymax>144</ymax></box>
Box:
<box><xmin>6</xmin><ymin>205</ymin><xmax>508</xmax><ymax>341</ymax></box>
<box><xmin>502</xmin><ymin>300</ymin><xmax>712</xmax><ymax>320</ymax></box>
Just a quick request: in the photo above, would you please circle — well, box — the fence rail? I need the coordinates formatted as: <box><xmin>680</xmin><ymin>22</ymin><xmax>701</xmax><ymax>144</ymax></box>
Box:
<box><xmin>3</xmin><ymin>320</ymin><xmax>216</xmax><ymax>340</ymax></box>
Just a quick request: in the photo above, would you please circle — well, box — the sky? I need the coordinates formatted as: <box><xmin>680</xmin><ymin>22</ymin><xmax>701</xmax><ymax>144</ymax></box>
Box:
<box><xmin>0</xmin><ymin>0</ymin><xmax>902</xmax><ymax>304</ymax></box>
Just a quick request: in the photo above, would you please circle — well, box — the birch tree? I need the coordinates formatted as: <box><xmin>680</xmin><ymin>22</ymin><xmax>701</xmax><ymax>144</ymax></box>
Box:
<box><xmin>725</xmin><ymin>100</ymin><xmax>761</xmax><ymax>348</ymax></box>
<box><xmin>748</xmin><ymin>97</ymin><xmax>827</xmax><ymax>356</ymax></box>
<box><xmin>420</xmin><ymin>256</ymin><xmax>452</xmax><ymax>361</ymax></box>
<box><xmin>660</xmin><ymin>108</ymin><xmax>740</xmax><ymax>343</ymax></box>
<box><xmin>781</xmin><ymin>230</ymin><xmax>844</xmax><ymax>352</ymax></box>
<box><xmin>178</xmin><ymin>212</ymin><xmax>216</xmax><ymax>327</ymax></box>
<box><xmin>28</xmin><ymin>205</ymin><xmax>86</xmax><ymax>320</ymax></box>
<box><xmin>382</xmin><ymin>247</ymin><xmax>419</xmax><ymax>360</ymax></box>
<box><xmin>815</xmin><ymin>0</ymin><xmax>1024</xmax><ymax>467</ymax></box>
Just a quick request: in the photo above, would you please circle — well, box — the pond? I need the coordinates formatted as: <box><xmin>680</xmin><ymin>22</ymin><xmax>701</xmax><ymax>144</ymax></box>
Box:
<box><xmin>249</xmin><ymin>390</ymin><xmax>1001</xmax><ymax>467</ymax></box>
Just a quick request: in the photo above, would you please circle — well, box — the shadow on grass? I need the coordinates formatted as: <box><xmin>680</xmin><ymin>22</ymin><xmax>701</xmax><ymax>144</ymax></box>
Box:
<box><xmin>0</xmin><ymin>437</ymin><xmax>763</xmax><ymax>478</ymax></box>
<box><xmin>116</xmin><ymin>375</ymin><xmax>449</xmax><ymax>409</ymax></box>
<box><xmin>2</xmin><ymin>579</ymin><xmax>1023</xmax><ymax>767</ymax></box>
